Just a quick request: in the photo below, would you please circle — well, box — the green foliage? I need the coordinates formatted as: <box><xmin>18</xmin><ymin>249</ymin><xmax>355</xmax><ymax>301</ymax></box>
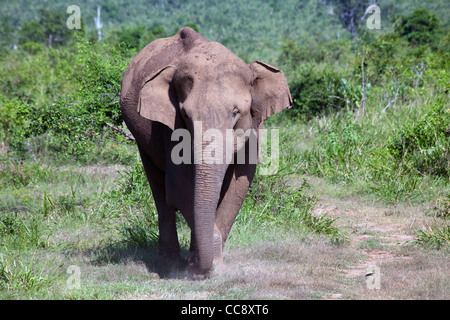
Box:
<box><xmin>413</xmin><ymin>221</ymin><xmax>450</xmax><ymax>250</ymax></box>
<box><xmin>118</xmin><ymin>209</ymin><xmax>159</xmax><ymax>249</ymax></box>
<box><xmin>110</xmin><ymin>162</ymin><xmax>151</xmax><ymax>206</ymax></box>
<box><xmin>393</xmin><ymin>8</ymin><xmax>440</xmax><ymax>47</ymax></box>
<box><xmin>0</xmin><ymin>213</ymin><xmax>50</xmax><ymax>250</ymax></box>
<box><xmin>107</xmin><ymin>163</ymin><xmax>159</xmax><ymax>247</ymax></box>
<box><xmin>327</xmin><ymin>0</ymin><xmax>368</xmax><ymax>39</ymax></box>
<box><xmin>0</xmin><ymin>161</ymin><xmax>54</xmax><ymax>188</ymax></box>
<box><xmin>0</xmin><ymin>1</ymin><xmax>448</xmax><ymax>283</ymax></box>
<box><xmin>433</xmin><ymin>192</ymin><xmax>450</xmax><ymax>218</ymax></box>
<box><xmin>112</xmin><ymin>24</ymin><xmax>147</xmax><ymax>50</ymax></box>
<box><xmin>4</xmin><ymin>40</ymin><xmax>134</xmax><ymax>162</ymax></box>
<box><xmin>369</xmin><ymin>164</ymin><xmax>421</xmax><ymax>203</ymax></box>
<box><xmin>240</xmin><ymin>170</ymin><xmax>346</xmax><ymax>243</ymax></box>
<box><xmin>297</xmin><ymin>106</ymin><xmax>447</xmax><ymax>204</ymax></box>
<box><xmin>300</xmin><ymin>114</ymin><xmax>369</xmax><ymax>181</ymax></box>
<box><xmin>73</xmin><ymin>40</ymin><xmax>133</xmax><ymax>127</ymax></box>
<box><xmin>287</xmin><ymin>64</ymin><xmax>363</xmax><ymax>120</ymax></box>
<box><xmin>0</xmin><ymin>255</ymin><xmax>63</xmax><ymax>291</ymax></box>
<box><xmin>21</xmin><ymin>42</ymin><xmax>45</xmax><ymax>55</ymax></box>
<box><xmin>18</xmin><ymin>8</ymin><xmax>83</xmax><ymax>47</ymax></box>
<box><xmin>387</xmin><ymin>100</ymin><xmax>450</xmax><ymax>177</ymax></box>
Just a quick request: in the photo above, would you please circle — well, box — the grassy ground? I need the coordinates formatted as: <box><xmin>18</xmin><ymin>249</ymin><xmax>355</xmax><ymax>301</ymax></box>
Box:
<box><xmin>1</xmin><ymin>93</ymin><xmax>449</xmax><ymax>299</ymax></box>
<box><xmin>1</xmin><ymin>165</ymin><xmax>448</xmax><ymax>299</ymax></box>
<box><xmin>0</xmin><ymin>145</ymin><xmax>448</xmax><ymax>299</ymax></box>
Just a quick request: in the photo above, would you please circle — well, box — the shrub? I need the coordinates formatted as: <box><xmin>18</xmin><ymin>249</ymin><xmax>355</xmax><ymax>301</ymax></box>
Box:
<box><xmin>387</xmin><ymin>100</ymin><xmax>450</xmax><ymax>177</ymax></box>
<box><xmin>73</xmin><ymin>39</ymin><xmax>133</xmax><ymax>128</ymax></box>
<box><xmin>393</xmin><ymin>8</ymin><xmax>440</xmax><ymax>48</ymax></box>
<box><xmin>288</xmin><ymin>64</ymin><xmax>363</xmax><ymax>120</ymax></box>
<box><xmin>11</xmin><ymin>40</ymin><xmax>135</xmax><ymax>162</ymax></box>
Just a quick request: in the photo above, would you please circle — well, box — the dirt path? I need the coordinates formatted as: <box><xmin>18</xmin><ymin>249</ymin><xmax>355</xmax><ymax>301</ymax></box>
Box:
<box><xmin>311</xmin><ymin>195</ymin><xmax>448</xmax><ymax>299</ymax></box>
<box><xmin>314</xmin><ymin>199</ymin><xmax>415</xmax><ymax>278</ymax></box>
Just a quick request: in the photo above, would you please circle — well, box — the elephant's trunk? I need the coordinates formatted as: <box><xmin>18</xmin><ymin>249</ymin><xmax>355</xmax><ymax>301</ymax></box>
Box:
<box><xmin>190</xmin><ymin>161</ymin><xmax>227</xmax><ymax>276</ymax></box>
<box><xmin>188</xmin><ymin>121</ymin><xmax>228</xmax><ymax>276</ymax></box>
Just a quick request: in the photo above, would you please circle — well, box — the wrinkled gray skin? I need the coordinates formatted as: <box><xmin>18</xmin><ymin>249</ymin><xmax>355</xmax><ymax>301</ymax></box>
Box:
<box><xmin>120</xmin><ymin>27</ymin><xmax>292</xmax><ymax>278</ymax></box>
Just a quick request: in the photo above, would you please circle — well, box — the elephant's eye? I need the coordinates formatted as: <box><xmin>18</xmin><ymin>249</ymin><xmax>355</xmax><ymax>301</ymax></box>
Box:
<box><xmin>232</xmin><ymin>109</ymin><xmax>240</xmax><ymax>118</ymax></box>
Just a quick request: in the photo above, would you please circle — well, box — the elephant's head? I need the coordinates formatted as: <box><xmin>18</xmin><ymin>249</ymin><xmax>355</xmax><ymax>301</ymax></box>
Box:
<box><xmin>123</xmin><ymin>27</ymin><xmax>292</xmax><ymax>276</ymax></box>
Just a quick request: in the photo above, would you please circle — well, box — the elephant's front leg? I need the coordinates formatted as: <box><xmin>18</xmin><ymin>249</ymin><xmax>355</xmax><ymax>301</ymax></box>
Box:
<box><xmin>138</xmin><ymin>148</ymin><xmax>181</xmax><ymax>262</ymax></box>
<box><xmin>213</xmin><ymin>162</ymin><xmax>257</xmax><ymax>270</ymax></box>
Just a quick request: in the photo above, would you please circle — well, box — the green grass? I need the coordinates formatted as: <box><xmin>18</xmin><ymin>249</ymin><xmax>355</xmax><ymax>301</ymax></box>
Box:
<box><xmin>0</xmin><ymin>116</ymin><xmax>448</xmax><ymax>298</ymax></box>
<box><xmin>1</xmin><ymin>94</ymin><xmax>448</xmax><ymax>298</ymax></box>
<box><xmin>413</xmin><ymin>223</ymin><xmax>450</xmax><ymax>249</ymax></box>
<box><xmin>0</xmin><ymin>124</ymin><xmax>348</xmax><ymax>298</ymax></box>
<box><xmin>0</xmin><ymin>255</ymin><xmax>63</xmax><ymax>292</ymax></box>
<box><xmin>286</xmin><ymin>94</ymin><xmax>449</xmax><ymax>205</ymax></box>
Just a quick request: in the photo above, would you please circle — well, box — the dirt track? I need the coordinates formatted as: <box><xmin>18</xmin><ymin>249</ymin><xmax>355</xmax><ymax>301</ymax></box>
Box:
<box><xmin>211</xmin><ymin>194</ymin><xmax>448</xmax><ymax>299</ymax></box>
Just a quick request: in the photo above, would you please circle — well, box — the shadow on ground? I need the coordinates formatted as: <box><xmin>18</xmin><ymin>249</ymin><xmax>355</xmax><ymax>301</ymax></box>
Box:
<box><xmin>84</xmin><ymin>241</ymin><xmax>192</xmax><ymax>279</ymax></box>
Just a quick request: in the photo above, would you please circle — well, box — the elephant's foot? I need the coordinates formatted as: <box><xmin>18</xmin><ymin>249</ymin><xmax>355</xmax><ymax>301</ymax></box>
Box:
<box><xmin>186</xmin><ymin>253</ymin><xmax>228</xmax><ymax>279</ymax></box>
<box><xmin>187</xmin><ymin>252</ymin><xmax>211</xmax><ymax>280</ymax></box>
<box><xmin>186</xmin><ymin>226</ymin><xmax>228</xmax><ymax>279</ymax></box>
<box><xmin>213</xmin><ymin>256</ymin><xmax>230</xmax><ymax>274</ymax></box>
<box><xmin>212</xmin><ymin>225</ymin><xmax>229</xmax><ymax>274</ymax></box>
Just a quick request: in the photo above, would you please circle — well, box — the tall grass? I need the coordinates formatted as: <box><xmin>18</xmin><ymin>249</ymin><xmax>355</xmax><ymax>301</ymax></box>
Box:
<box><xmin>294</xmin><ymin>97</ymin><xmax>449</xmax><ymax>204</ymax></box>
<box><xmin>237</xmin><ymin>170</ymin><xmax>346</xmax><ymax>244</ymax></box>
<box><xmin>0</xmin><ymin>255</ymin><xmax>63</xmax><ymax>292</ymax></box>
<box><xmin>413</xmin><ymin>223</ymin><xmax>450</xmax><ymax>249</ymax></box>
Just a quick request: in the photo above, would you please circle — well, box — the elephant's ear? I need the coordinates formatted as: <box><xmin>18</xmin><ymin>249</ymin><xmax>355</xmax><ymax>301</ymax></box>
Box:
<box><xmin>249</xmin><ymin>61</ymin><xmax>292</xmax><ymax>128</ymax></box>
<box><xmin>138</xmin><ymin>66</ymin><xmax>178</xmax><ymax>130</ymax></box>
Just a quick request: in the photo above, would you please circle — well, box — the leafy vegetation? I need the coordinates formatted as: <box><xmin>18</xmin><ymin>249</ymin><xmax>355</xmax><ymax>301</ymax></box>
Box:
<box><xmin>0</xmin><ymin>0</ymin><xmax>449</xmax><ymax>298</ymax></box>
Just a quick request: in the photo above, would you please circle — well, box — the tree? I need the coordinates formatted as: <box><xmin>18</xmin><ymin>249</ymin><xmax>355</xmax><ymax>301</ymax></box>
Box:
<box><xmin>327</xmin><ymin>0</ymin><xmax>373</xmax><ymax>41</ymax></box>
<box><xmin>19</xmin><ymin>8</ymin><xmax>83</xmax><ymax>47</ymax></box>
<box><xmin>112</xmin><ymin>24</ymin><xmax>146</xmax><ymax>49</ymax></box>
<box><xmin>393</xmin><ymin>8</ymin><xmax>440</xmax><ymax>47</ymax></box>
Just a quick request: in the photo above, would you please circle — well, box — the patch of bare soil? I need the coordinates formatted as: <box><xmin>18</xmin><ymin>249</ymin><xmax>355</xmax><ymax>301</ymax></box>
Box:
<box><xmin>344</xmin><ymin>224</ymin><xmax>414</xmax><ymax>278</ymax></box>
<box><xmin>310</xmin><ymin>196</ymin><xmax>449</xmax><ymax>299</ymax></box>
<box><xmin>218</xmin><ymin>195</ymin><xmax>447</xmax><ymax>300</ymax></box>
<box><xmin>313</xmin><ymin>201</ymin><xmax>414</xmax><ymax>278</ymax></box>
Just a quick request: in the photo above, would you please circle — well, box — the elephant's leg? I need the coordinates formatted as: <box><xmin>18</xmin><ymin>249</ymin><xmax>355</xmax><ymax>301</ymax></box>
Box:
<box><xmin>214</xmin><ymin>162</ymin><xmax>257</xmax><ymax>267</ymax></box>
<box><xmin>138</xmin><ymin>148</ymin><xmax>180</xmax><ymax>261</ymax></box>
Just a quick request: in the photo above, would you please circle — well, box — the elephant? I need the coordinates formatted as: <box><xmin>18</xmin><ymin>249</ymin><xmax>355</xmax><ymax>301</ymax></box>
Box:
<box><xmin>120</xmin><ymin>27</ymin><xmax>292</xmax><ymax>278</ymax></box>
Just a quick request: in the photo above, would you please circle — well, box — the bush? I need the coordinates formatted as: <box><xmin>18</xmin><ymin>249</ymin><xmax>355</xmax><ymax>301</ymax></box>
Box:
<box><xmin>73</xmin><ymin>39</ymin><xmax>133</xmax><ymax>128</ymax></box>
<box><xmin>393</xmin><ymin>8</ymin><xmax>440</xmax><ymax>48</ymax></box>
<box><xmin>8</xmin><ymin>39</ymin><xmax>135</xmax><ymax>163</ymax></box>
<box><xmin>288</xmin><ymin>64</ymin><xmax>363</xmax><ymax>120</ymax></box>
<box><xmin>387</xmin><ymin>100</ymin><xmax>450</xmax><ymax>177</ymax></box>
